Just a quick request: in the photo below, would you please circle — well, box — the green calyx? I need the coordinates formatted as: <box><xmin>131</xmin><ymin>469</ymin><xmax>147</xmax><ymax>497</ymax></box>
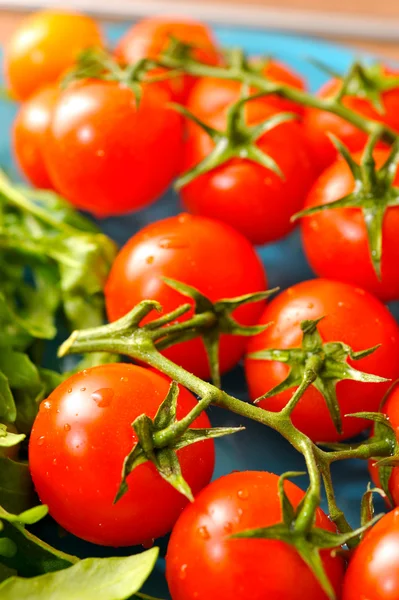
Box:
<box><xmin>294</xmin><ymin>131</ymin><xmax>399</xmax><ymax>279</ymax></box>
<box><xmin>114</xmin><ymin>381</ymin><xmax>244</xmax><ymax>503</ymax></box>
<box><xmin>232</xmin><ymin>472</ymin><xmax>380</xmax><ymax>600</ymax></box>
<box><xmin>173</xmin><ymin>92</ymin><xmax>295</xmax><ymax>190</ymax></box>
<box><xmin>249</xmin><ymin>317</ymin><xmax>387</xmax><ymax>435</ymax></box>
<box><xmin>337</xmin><ymin>62</ymin><xmax>399</xmax><ymax>113</ymax></box>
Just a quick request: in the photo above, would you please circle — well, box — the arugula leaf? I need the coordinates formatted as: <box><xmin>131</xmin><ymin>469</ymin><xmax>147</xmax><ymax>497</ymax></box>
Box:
<box><xmin>0</xmin><ymin>458</ymin><xmax>35</xmax><ymax>514</ymax></box>
<box><xmin>0</xmin><ymin>425</ymin><xmax>25</xmax><ymax>448</ymax></box>
<box><xmin>0</xmin><ymin>547</ymin><xmax>159</xmax><ymax>599</ymax></box>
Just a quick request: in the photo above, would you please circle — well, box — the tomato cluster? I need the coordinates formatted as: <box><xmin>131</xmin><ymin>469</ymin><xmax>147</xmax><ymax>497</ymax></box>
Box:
<box><xmin>7</xmin><ymin>9</ymin><xmax>399</xmax><ymax>600</ymax></box>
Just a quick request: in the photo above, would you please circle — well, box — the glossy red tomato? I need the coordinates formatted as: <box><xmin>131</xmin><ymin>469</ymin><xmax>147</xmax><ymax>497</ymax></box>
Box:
<box><xmin>105</xmin><ymin>214</ymin><xmax>267</xmax><ymax>379</ymax></box>
<box><xmin>13</xmin><ymin>84</ymin><xmax>58</xmax><ymax>189</ymax></box>
<box><xmin>301</xmin><ymin>149</ymin><xmax>399</xmax><ymax>302</ymax></box>
<box><xmin>304</xmin><ymin>67</ymin><xmax>399</xmax><ymax>174</ymax></box>
<box><xmin>343</xmin><ymin>508</ymin><xmax>399</xmax><ymax>600</ymax></box>
<box><xmin>245</xmin><ymin>279</ymin><xmax>399</xmax><ymax>442</ymax></box>
<box><xmin>180</xmin><ymin>104</ymin><xmax>315</xmax><ymax>245</ymax></box>
<box><xmin>4</xmin><ymin>10</ymin><xmax>103</xmax><ymax>101</ymax></box>
<box><xmin>187</xmin><ymin>58</ymin><xmax>306</xmax><ymax>118</ymax></box>
<box><xmin>166</xmin><ymin>470</ymin><xmax>344</xmax><ymax>600</ymax></box>
<box><xmin>369</xmin><ymin>382</ymin><xmax>399</xmax><ymax>505</ymax></box>
<box><xmin>114</xmin><ymin>16</ymin><xmax>219</xmax><ymax>102</ymax></box>
<box><xmin>43</xmin><ymin>80</ymin><xmax>183</xmax><ymax>216</ymax></box>
<box><xmin>29</xmin><ymin>363</ymin><xmax>214</xmax><ymax>547</ymax></box>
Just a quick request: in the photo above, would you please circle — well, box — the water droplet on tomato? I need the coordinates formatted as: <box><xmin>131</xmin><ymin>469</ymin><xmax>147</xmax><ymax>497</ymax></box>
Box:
<box><xmin>142</xmin><ymin>538</ymin><xmax>155</xmax><ymax>549</ymax></box>
<box><xmin>198</xmin><ymin>526</ymin><xmax>210</xmax><ymax>540</ymax></box>
<box><xmin>237</xmin><ymin>489</ymin><xmax>249</xmax><ymax>500</ymax></box>
<box><xmin>37</xmin><ymin>436</ymin><xmax>45</xmax><ymax>446</ymax></box>
<box><xmin>43</xmin><ymin>400</ymin><xmax>51</xmax><ymax>410</ymax></box>
<box><xmin>120</xmin><ymin>377</ymin><xmax>128</xmax><ymax>383</ymax></box>
<box><xmin>146</xmin><ymin>255</ymin><xmax>154</xmax><ymax>264</ymax></box>
<box><xmin>83</xmin><ymin>370</ymin><xmax>88</xmax><ymax>375</ymax></box>
<box><xmin>64</xmin><ymin>423</ymin><xmax>71</xmax><ymax>432</ymax></box>
<box><xmin>159</xmin><ymin>236</ymin><xmax>188</xmax><ymax>250</ymax></box>
<box><xmin>307</xmin><ymin>302</ymin><xmax>314</xmax><ymax>309</ymax></box>
<box><xmin>179</xmin><ymin>564</ymin><xmax>188</xmax><ymax>580</ymax></box>
<box><xmin>177</xmin><ymin>213</ymin><xmax>190</xmax><ymax>224</ymax></box>
<box><xmin>237</xmin><ymin>507</ymin><xmax>244</xmax><ymax>517</ymax></box>
<box><xmin>223</xmin><ymin>522</ymin><xmax>233</xmax><ymax>534</ymax></box>
<box><xmin>91</xmin><ymin>388</ymin><xmax>114</xmax><ymax>408</ymax></box>
<box><xmin>80</xmin><ymin>387</ymin><xmax>86</xmax><ymax>392</ymax></box>
<box><xmin>338</xmin><ymin>301</ymin><xmax>344</xmax><ymax>308</ymax></box>
<box><xmin>67</xmin><ymin>388</ymin><xmax>72</xmax><ymax>394</ymax></box>
<box><xmin>52</xmin><ymin>458</ymin><xmax>57</xmax><ymax>465</ymax></box>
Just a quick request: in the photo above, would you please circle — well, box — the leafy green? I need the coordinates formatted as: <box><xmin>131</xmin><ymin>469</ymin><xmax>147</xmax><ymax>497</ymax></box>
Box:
<box><xmin>0</xmin><ymin>458</ymin><xmax>35</xmax><ymax>513</ymax></box>
<box><xmin>0</xmin><ymin>547</ymin><xmax>159</xmax><ymax>600</ymax></box>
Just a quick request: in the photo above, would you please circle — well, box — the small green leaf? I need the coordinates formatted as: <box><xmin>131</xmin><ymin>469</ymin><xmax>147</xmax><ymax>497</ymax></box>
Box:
<box><xmin>0</xmin><ymin>374</ymin><xmax>16</xmax><ymax>423</ymax></box>
<box><xmin>153</xmin><ymin>381</ymin><xmax>179</xmax><ymax>431</ymax></box>
<box><xmin>0</xmin><ymin>352</ymin><xmax>40</xmax><ymax>389</ymax></box>
<box><xmin>0</xmin><ymin>547</ymin><xmax>159</xmax><ymax>600</ymax></box>
<box><xmin>361</xmin><ymin>485</ymin><xmax>385</xmax><ymax>527</ymax></box>
<box><xmin>0</xmin><ymin>425</ymin><xmax>25</xmax><ymax>448</ymax></box>
<box><xmin>171</xmin><ymin>426</ymin><xmax>245</xmax><ymax>451</ymax></box>
<box><xmin>156</xmin><ymin>448</ymin><xmax>194</xmax><ymax>502</ymax></box>
<box><xmin>0</xmin><ymin>504</ymin><xmax>48</xmax><ymax>526</ymax></box>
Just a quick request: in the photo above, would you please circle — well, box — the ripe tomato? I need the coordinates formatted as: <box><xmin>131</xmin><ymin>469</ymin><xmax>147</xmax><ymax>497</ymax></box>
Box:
<box><xmin>245</xmin><ymin>279</ymin><xmax>399</xmax><ymax>442</ymax></box>
<box><xmin>300</xmin><ymin>149</ymin><xmax>399</xmax><ymax>302</ymax></box>
<box><xmin>166</xmin><ymin>470</ymin><xmax>344</xmax><ymax>600</ymax></box>
<box><xmin>12</xmin><ymin>84</ymin><xmax>59</xmax><ymax>189</ymax></box>
<box><xmin>105</xmin><ymin>214</ymin><xmax>267</xmax><ymax>379</ymax></box>
<box><xmin>180</xmin><ymin>104</ymin><xmax>315</xmax><ymax>245</ymax></box>
<box><xmin>342</xmin><ymin>508</ymin><xmax>399</xmax><ymax>600</ymax></box>
<box><xmin>187</xmin><ymin>58</ymin><xmax>306</xmax><ymax>119</ymax></box>
<box><xmin>4</xmin><ymin>10</ymin><xmax>103</xmax><ymax>101</ymax></box>
<box><xmin>29</xmin><ymin>363</ymin><xmax>214</xmax><ymax>547</ymax></box>
<box><xmin>369</xmin><ymin>382</ymin><xmax>399</xmax><ymax>505</ymax></box>
<box><xmin>304</xmin><ymin>67</ymin><xmax>399</xmax><ymax>174</ymax></box>
<box><xmin>43</xmin><ymin>80</ymin><xmax>183</xmax><ymax>216</ymax></box>
<box><xmin>114</xmin><ymin>16</ymin><xmax>219</xmax><ymax>102</ymax></box>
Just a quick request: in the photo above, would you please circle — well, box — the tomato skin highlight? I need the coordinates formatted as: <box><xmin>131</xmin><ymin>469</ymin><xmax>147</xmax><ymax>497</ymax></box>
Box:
<box><xmin>4</xmin><ymin>10</ymin><xmax>103</xmax><ymax>101</ymax></box>
<box><xmin>105</xmin><ymin>214</ymin><xmax>267</xmax><ymax>379</ymax></box>
<box><xmin>180</xmin><ymin>106</ymin><xmax>315</xmax><ymax>245</ymax></box>
<box><xmin>29</xmin><ymin>363</ymin><xmax>215</xmax><ymax>547</ymax></box>
<box><xmin>13</xmin><ymin>84</ymin><xmax>58</xmax><ymax>189</ymax></box>
<box><xmin>43</xmin><ymin>80</ymin><xmax>183</xmax><ymax>216</ymax></box>
<box><xmin>301</xmin><ymin>149</ymin><xmax>399</xmax><ymax>302</ymax></box>
<box><xmin>343</xmin><ymin>508</ymin><xmax>399</xmax><ymax>600</ymax></box>
<box><xmin>166</xmin><ymin>470</ymin><xmax>344</xmax><ymax>600</ymax></box>
<box><xmin>114</xmin><ymin>16</ymin><xmax>219</xmax><ymax>102</ymax></box>
<box><xmin>187</xmin><ymin>58</ymin><xmax>306</xmax><ymax>118</ymax></box>
<box><xmin>245</xmin><ymin>279</ymin><xmax>399</xmax><ymax>442</ymax></box>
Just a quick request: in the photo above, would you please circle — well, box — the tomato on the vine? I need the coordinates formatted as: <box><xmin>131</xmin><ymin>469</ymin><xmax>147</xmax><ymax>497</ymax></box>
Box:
<box><xmin>43</xmin><ymin>80</ymin><xmax>183</xmax><ymax>216</ymax></box>
<box><xmin>105</xmin><ymin>213</ymin><xmax>267</xmax><ymax>379</ymax></box>
<box><xmin>245</xmin><ymin>279</ymin><xmax>399</xmax><ymax>442</ymax></box>
<box><xmin>166</xmin><ymin>470</ymin><xmax>344</xmax><ymax>600</ymax></box>
<box><xmin>13</xmin><ymin>84</ymin><xmax>59</xmax><ymax>189</ymax></box>
<box><xmin>114</xmin><ymin>16</ymin><xmax>219</xmax><ymax>102</ymax></box>
<box><xmin>300</xmin><ymin>149</ymin><xmax>399</xmax><ymax>302</ymax></box>
<box><xmin>343</xmin><ymin>508</ymin><xmax>399</xmax><ymax>600</ymax></box>
<box><xmin>187</xmin><ymin>58</ymin><xmax>306</xmax><ymax>119</ymax></box>
<box><xmin>180</xmin><ymin>104</ymin><xmax>315</xmax><ymax>245</ymax></box>
<box><xmin>4</xmin><ymin>10</ymin><xmax>103</xmax><ymax>101</ymax></box>
<box><xmin>29</xmin><ymin>363</ymin><xmax>214</xmax><ymax>547</ymax></box>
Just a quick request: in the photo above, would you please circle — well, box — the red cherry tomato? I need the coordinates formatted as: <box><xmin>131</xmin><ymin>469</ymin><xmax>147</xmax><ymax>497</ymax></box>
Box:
<box><xmin>114</xmin><ymin>16</ymin><xmax>219</xmax><ymax>102</ymax></box>
<box><xmin>342</xmin><ymin>508</ymin><xmax>399</xmax><ymax>600</ymax></box>
<box><xmin>187</xmin><ymin>58</ymin><xmax>306</xmax><ymax>118</ymax></box>
<box><xmin>4</xmin><ymin>10</ymin><xmax>103</xmax><ymax>101</ymax></box>
<box><xmin>301</xmin><ymin>149</ymin><xmax>399</xmax><ymax>302</ymax></box>
<box><xmin>304</xmin><ymin>67</ymin><xmax>399</xmax><ymax>174</ymax></box>
<box><xmin>13</xmin><ymin>84</ymin><xmax>59</xmax><ymax>189</ymax></box>
<box><xmin>245</xmin><ymin>279</ymin><xmax>399</xmax><ymax>442</ymax></box>
<box><xmin>105</xmin><ymin>214</ymin><xmax>267</xmax><ymax>379</ymax></box>
<box><xmin>29</xmin><ymin>363</ymin><xmax>214</xmax><ymax>547</ymax></box>
<box><xmin>180</xmin><ymin>104</ymin><xmax>315</xmax><ymax>245</ymax></box>
<box><xmin>166</xmin><ymin>470</ymin><xmax>344</xmax><ymax>600</ymax></box>
<box><xmin>43</xmin><ymin>80</ymin><xmax>183</xmax><ymax>216</ymax></box>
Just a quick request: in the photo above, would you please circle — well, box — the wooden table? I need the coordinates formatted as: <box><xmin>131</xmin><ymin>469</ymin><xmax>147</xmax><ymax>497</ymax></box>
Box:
<box><xmin>0</xmin><ymin>1</ymin><xmax>398</xmax><ymax>60</ymax></box>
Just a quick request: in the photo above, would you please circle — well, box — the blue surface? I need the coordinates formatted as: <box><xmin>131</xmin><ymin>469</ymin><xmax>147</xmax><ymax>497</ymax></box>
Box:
<box><xmin>2</xmin><ymin>21</ymin><xmax>397</xmax><ymax>598</ymax></box>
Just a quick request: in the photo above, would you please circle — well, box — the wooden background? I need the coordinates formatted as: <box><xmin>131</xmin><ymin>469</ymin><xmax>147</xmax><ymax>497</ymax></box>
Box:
<box><xmin>0</xmin><ymin>0</ymin><xmax>398</xmax><ymax>59</ymax></box>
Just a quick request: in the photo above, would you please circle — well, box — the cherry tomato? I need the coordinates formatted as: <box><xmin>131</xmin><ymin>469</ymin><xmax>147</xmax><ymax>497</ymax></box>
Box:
<box><xmin>105</xmin><ymin>214</ymin><xmax>267</xmax><ymax>379</ymax></box>
<box><xmin>166</xmin><ymin>470</ymin><xmax>344</xmax><ymax>600</ymax></box>
<box><xmin>187</xmin><ymin>58</ymin><xmax>306</xmax><ymax>119</ymax></box>
<box><xmin>43</xmin><ymin>80</ymin><xmax>183</xmax><ymax>216</ymax></box>
<box><xmin>29</xmin><ymin>363</ymin><xmax>214</xmax><ymax>547</ymax></box>
<box><xmin>245</xmin><ymin>279</ymin><xmax>399</xmax><ymax>442</ymax></box>
<box><xmin>180</xmin><ymin>104</ymin><xmax>315</xmax><ymax>245</ymax></box>
<box><xmin>342</xmin><ymin>507</ymin><xmax>399</xmax><ymax>600</ymax></box>
<box><xmin>301</xmin><ymin>150</ymin><xmax>399</xmax><ymax>302</ymax></box>
<box><xmin>114</xmin><ymin>16</ymin><xmax>219</xmax><ymax>102</ymax></box>
<box><xmin>369</xmin><ymin>382</ymin><xmax>399</xmax><ymax>505</ymax></box>
<box><xmin>304</xmin><ymin>67</ymin><xmax>399</xmax><ymax>174</ymax></box>
<box><xmin>4</xmin><ymin>10</ymin><xmax>103</xmax><ymax>101</ymax></box>
<box><xmin>12</xmin><ymin>84</ymin><xmax>59</xmax><ymax>189</ymax></box>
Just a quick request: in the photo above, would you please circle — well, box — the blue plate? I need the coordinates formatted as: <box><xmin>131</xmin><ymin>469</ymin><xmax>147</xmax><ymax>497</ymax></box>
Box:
<box><xmin>2</xmin><ymin>22</ymin><xmax>397</xmax><ymax>598</ymax></box>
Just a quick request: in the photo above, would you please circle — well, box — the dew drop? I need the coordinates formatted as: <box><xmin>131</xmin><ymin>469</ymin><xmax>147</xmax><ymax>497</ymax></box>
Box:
<box><xmin>91</xmin><ymin>388</ymin><xmax>114</xmax><ymax>408</ymax></box>
<box><xmin>67</xmin><ymin>388</ymin><xmax>72</xmax><ymax>394</ymax></box>
<box><xmin>37</xmin><ymin>436</ymin><xmax>45</xmax><ymax>446</ymax></box>
<box><xmin>177</xmin><ymin>213</ymin><xmax>190</xmax><ymax>224</ymax></box>
<box><xmin>338</xmin><ymin>301</ymin><xmax>344</xmax><ymax>308</ymax></box>
<box><xmin>120</xmin><ymin>377</ymin><xmax>128</xmax><ymax>383</ymax></box>
<box><xmin>43</xmin><ymin>400</ymin><xmax>51</xmax><ymax>410</ymax></box>
<box><xmin>159</xmin><ymin>236</ymin><xmax>188</xmax><ymax>250</ymax></box>
<box><xmin>52</xmin><ymin>458</ymin><xmax>57</xmax><ymax>465</ymax></box>
<box><xmin>307</xmin><ymin>302</ymin><xmax>314</xmax><ymax>309</ymax></box>
<box><xmin>142</xmin><ymin>538</ymin><xmax>155</xmax><ymax>549</ymax></box>
<box><xmin>80</xmin><ymin>387</ymin><xmax>86</xmax><ymax>392</ymax></box>
<box><xmin>146</xmin><ymin>255</ymin><xmax>154</xmax><ymax>264</ymax></box>
<box><xmin>64</xmin><ymin>423</ymin><xmax>71</xmax><ymax>432</ymax></box>
<box><xmin>198</xmin><ymin>526</ymin><xmax>210</xmax><ymax>540</ymax></box>
<box><xmin>179</xmin><ymin>564</ymin><xmax>188</xmax><ymax>580</ymax></box>
<box><xmin>237</xmin><ymin>489</ymin><xmax>249</xmax><ymax>500</ymax></box>
<box><xmin>223</xmin><ymin>522</ymin><xmax>233</xmax><ymax>534</ymax></box>
<box><xmin>82</xmin><ymin>370</ymin><xmax>88</xmax><ymax>375</ymax></box>
<box><xmin>237</xmin><ymin>507</ymin><xmax>244</xmax><ymax>517</ymax></box>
